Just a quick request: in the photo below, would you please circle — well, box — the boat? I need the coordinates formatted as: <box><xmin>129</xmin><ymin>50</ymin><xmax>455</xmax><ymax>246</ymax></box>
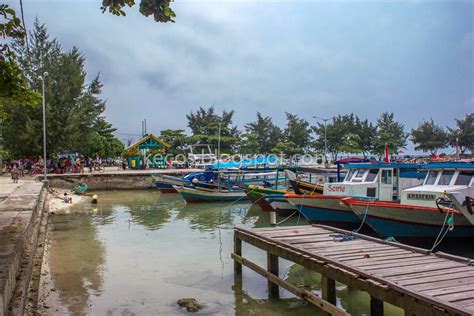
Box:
<box><xmin>154</xmin><ymin>171</ymin><xmax>217</xmax><ymax>193</ymax></box>
<box><xmin>343</xmin><ymin>162</ymin><xmax>474</xmax><ymax>240</ymax></box>
<box><xmin>262</xmin><ymin>194</ymin><xmax>297</xmax><ymax>217</ymax></box>
<box><xmin>285</xmin><ymin>163</ymin><xmax>425</xmax><ymax>230</ymax></box>
<box><xmin>175</xmin><ymin>186</ymin><xmax>249</xmax><ymax>203</ymax></box>
<box><xmin>244</xmin><ymin>184</ymin><xmax>287</xmax><ymax>212</ymax></box>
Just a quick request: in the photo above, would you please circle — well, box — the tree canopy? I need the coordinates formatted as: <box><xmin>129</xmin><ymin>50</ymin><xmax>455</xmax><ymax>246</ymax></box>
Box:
<box><xmin>101</xmin><ymin>0</ymin><xmax>175</xmax><ymax>22</ymax></box>
<box><xmin>2</xmin><ymin>20</ymin><xmax>123</xmax><ymax>158</ymax></box>
<box><xmin>410</xmin><ymin>119</ymin><xmax>447</xmax><ymax>155</ymax></box>
<box><xmin>240</xmin><ymin>112</ymin><xmax>282</xmax><ymax>154</ymax></box>
<box><xmin>186</xmin><ymin>106</ymin><xmax>240</xmax><ymax>153</ymax></box>
<box><xmin>447</xmin><ymin>113</ymin><xmax>473</xmax><ymax>154</ymax></box>
<box><xmin>372</xmin><ymin>112</ymin><xmax>408</xmax><ymax>156</ymax></box>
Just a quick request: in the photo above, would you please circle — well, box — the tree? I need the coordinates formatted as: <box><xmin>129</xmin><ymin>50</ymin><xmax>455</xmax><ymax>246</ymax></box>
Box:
<box><xmin>373</xmin><ymin>112</ymin><xmax>408</xmax><ymax>156</ymax></box>
<box><xmin>283</xmin><ymin>113</ymin><xmax>312</xmax><ymax>153</ymax></box>
<box><xmin>447</xmin><ymin>113</ymin><xmax>473</xmax><ymax>154</ymax></box>
<box><xmin>0</xmin><ymin>4</ymin><xmax>41</xmax><ymax>115</ymax></box>
<box><xmin>312</xmin><ymin>114</ymin><xmax>371</xmax><ymax>160</ymax></box>
<box><xmin>241</xmin><ymin>112</ymin><xmax>282</xmax><ymax>154</ymax></box>
<box><xmin>159</xmin><ymin>129</ymin><xmax>187</xmax><ymax>156</ymax></box>
<box><xmin>101</xmin><ymin>0</ymin><xmax>175</xmax><ymax>22</ymax></box>
<box><xmin>2</xmin><ymin>20</ymin><xmax>121</xmax><ymax>158</ymax></box>
<box><xmin>355</xmin><ymin>118</ymin><xmax>376</xmax><ymax>157</ymax></box>
<box><xmin>410</xmin><ymin>119</ymin><xmax>447</xmax><ymax>155</ymax></box>
<box><xmin>186</xmin><ymin>106</ymin><xmax>239</xmax><ymax>153</ymax></box>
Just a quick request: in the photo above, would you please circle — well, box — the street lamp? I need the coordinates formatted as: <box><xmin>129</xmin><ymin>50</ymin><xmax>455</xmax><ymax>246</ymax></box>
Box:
<box><xmin>40</xmin><ymin>72</ymin><xmax>48</xmax><ymax>183</ymax></box>
<box><xmin>313</xmin><ymin>116</ymin><xmax>333</xmax><ymax>164</ymax></box>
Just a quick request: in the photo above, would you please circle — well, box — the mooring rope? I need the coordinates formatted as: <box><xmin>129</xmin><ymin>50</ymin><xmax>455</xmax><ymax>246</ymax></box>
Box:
<box><xmin>431</xmin><ymin>204</ymin><xmax>455</xmax><ymax>251</ymax></box>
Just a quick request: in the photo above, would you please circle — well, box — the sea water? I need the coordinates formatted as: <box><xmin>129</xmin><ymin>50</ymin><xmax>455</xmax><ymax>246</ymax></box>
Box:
<box><xmin>43</xmin><ymin>190</ymin><xmax>472</xmax><ymax>315</ymax></box>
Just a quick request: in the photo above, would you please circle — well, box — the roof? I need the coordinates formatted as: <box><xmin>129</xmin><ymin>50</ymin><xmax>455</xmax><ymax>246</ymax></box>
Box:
<box><xmin>125</xmin><ymin>134</ymin><xmax>171</xmax><ymax>151</ymax></box>
<box><xmin>209</xmin><ymin>156</ymin><xmax>279</xmax><ymax>170</ymax></box>
<box><xmin>345</xmin><ymin>163</ymin><xmax>421</xmax><ymax>169</ymax></box>
<box><xmin>420</xmin><ymin>162</ymin><xmax>474</xmax><ymax>170</ymax></box>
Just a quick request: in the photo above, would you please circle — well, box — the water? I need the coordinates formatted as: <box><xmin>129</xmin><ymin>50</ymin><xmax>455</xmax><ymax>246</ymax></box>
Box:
<box><xmin>44</xmin><ymin>191</ymin><xmax>473</xmax><ymax>315</ymax></box>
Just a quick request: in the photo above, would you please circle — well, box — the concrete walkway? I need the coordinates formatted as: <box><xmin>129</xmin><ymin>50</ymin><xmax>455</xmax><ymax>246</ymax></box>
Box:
<box><xmin>0</xmin><ymin>177</ymin><xmax>45</xmax><ymax>316</ymax></box>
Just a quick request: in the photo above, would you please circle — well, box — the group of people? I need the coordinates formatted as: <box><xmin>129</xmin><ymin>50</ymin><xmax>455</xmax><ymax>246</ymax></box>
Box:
<box><xmin>2</xmin><ymin>155</ymin><xmax>109</xmax><ymax>183</ymax></box>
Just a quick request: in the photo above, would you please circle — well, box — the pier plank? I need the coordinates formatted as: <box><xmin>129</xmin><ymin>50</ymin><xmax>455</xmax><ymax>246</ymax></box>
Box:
<box><xmin>233</xmin><ymin>225</ymin><xmax>474</xmax><ymax>316</ymax></box>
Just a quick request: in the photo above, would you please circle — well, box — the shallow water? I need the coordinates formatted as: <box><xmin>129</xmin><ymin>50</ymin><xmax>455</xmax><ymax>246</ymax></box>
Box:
<box><xmin>45</xmin><ymin>190</ymin><xmax>472</xmax><ymax>315</ymax></box>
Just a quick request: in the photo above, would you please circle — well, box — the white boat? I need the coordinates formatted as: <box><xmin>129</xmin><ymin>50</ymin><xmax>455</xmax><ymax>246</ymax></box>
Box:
<box><xmin>343</xmin><ymin>162</ymin><xmax>474</xmax><ymax>239</ymax></box>
<box><xmin>285</xmin><ymin>163</ymin><xmax>425</xmax><ymax>230</ymax></box>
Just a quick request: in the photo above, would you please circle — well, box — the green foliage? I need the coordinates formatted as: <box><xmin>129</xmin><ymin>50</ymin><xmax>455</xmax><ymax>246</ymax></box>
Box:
<box><xmin>0</xmin><ymin>4</ymin><xmax>25</xmax><ymax>57</ymax></box>
<box><xmin>271</xmin><ymin>141</ymin><xmax>300</xmax><ymax>157</ymax></box>
<box><xmin>101</xmin><ymin>0</ymin><xmax>175</xmax><ymax>22</ymax></box>
<box><xmin>0</xmin><ymin>4</ymin><xmax>40</xmax><ymax>116</ymax></box>
<box><xmin>373</xmin><ymin>112</ymin><xmax>408</xmax><ymax>156</ymax></box>
<box><xmin>283</xmin><ymin>113</ymin><xmax>312</xmax><ymax>153</ymax></box>
<box><xmin>447</xmin><ymin>113</ymin><xmax>473</xmax><ymax>154</ymax></box>
<box><xmin>1</xmin><ymin>20</ymin><xmax>122</xmax><ymax>158</ymax></box>
<box><xmin>186</xmin><ymin>106</ymin><xmax>240</xmax><ymax>153</ymax></box>
<box><xmin>241</xmin><ymin>112</ymin><xmax>282</xmax><ymax>154</ymax></box>
<box><xmin>159</xmin><ymin>129</ymin><xmax>187</xmax><ymax>156</ymax></box>
<box><xmin>410</xmin><ymin>119</ymin><xmax>447</xmax><ymax>155</ymax></box>
<box><xmin>312</xmin><ymin>114</ymin><xmax>375</xmax><ymax>160</ymax></box>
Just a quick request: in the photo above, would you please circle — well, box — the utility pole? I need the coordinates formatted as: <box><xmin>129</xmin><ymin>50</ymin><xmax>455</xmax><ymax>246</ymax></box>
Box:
<box><xmin>313</xmin><ymin>116</ymin><xmax>333</xmax><ymax>165</ymax></box>
<box><xmin>41</xmin><ymin>72</ymin><xmax>49</xmax><ymax>184</ymax></box>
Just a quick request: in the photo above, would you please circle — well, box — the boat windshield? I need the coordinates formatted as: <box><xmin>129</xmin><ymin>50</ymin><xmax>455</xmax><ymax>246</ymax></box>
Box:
<box><xmin>454</xmin><ymin>170</ymin><xmax>474</xmax><ymax>186</ymax></box>
<box><xmin>344</xmin><ymin>170</ymin><xmax>355</xmax><ymax>182</ymax></box>
<box><xmin>424</xmin><ymin>170</ymin><xmax>438</xmax><ymax>185</ymax></box>
<box><xmin>438</xmin><ymin>170</ymin><xmax>455</xmax><ymax>185</ymax></box>
<box><xmin>365</xmin><ymin>169</ymin><xmax>378</xmax><ymax>182</ymax></box>
<box><xmin>351</xmin><ymin>169</ymin><xmax>365</xmax><ymax>183</ymax></box>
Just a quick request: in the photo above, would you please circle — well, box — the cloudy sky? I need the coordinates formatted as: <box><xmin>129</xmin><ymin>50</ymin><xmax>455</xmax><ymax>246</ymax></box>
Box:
<box><xmin>9</xmin><ymin>0</ymin><xmax>474</xmax><ymax>147</ymax></box>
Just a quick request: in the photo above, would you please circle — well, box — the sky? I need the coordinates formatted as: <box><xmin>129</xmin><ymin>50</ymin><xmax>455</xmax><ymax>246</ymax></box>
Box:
<box><xmin>7</xmin><ymin>0</ymin><xmax>474</xmax><ymax>149</ymax></box>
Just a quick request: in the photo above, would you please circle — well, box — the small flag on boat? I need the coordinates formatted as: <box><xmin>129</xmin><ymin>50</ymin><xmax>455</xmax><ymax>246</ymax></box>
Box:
<box><xmin>384</xmin><ymin>144</ymin><xmax>391</xmax><ymax>163</ymax></box>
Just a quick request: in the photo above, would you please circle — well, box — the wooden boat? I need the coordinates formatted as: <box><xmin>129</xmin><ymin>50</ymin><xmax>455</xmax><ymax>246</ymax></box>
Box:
<box><xmin>342</xmin><ymin>162</ymin><xmax>474</xmax><ymax>240</ymax></box>
<box><xmin>262</xmin><ymin>194</ymin><xmax>297</xmax><ymax>217</ymax></box>
<box><xmin>288</xmin><ymin>179</ymin><xmax>324</xmax><ymax>195</ymax></box>
<box><xmin>175</xmin><ymin>186</ymin><xmax>249</xmax><ymax>203</ymax></box>
<box><xmin>244</xmin><ymin>184</ymin><xmax>287</xmax><ymax>212</ymax></box>
<box><xmin>285</xmin><ymin>163</ymin><xmax>425</xmax><ymax>230</ymax></box>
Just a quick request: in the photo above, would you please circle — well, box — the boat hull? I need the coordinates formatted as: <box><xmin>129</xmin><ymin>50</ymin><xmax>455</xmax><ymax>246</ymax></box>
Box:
<box><xmin>244</xmin><ymin>185</ymin><xmax>288</xmax><ymax>212</ymax></box>
<box><xmin>176</xmin><ymin>187</ymin><xmax>249</xmax><ymax>203</ymax></box>
<box><xmin>285</xmin><ymin>194</ymin><xmax>363</xmax><ymax>230</ymax></box>
<box><xmin>344</xmin><ymin>198</ymin><xmax>474</xmax><ymax>239</ymax></box>
<box><xmin>264</xmin><ymin>195</ymin><xmax>297</xmax><ymax>217</ymax></box>
<box><xmin>155</xmin><ymin>181</ymin><xmax>179</xmax><ymax>193</ymax></box>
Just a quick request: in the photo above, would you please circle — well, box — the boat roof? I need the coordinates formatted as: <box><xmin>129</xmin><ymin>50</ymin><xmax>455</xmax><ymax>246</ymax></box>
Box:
<box><xmin>345</xmin><ymin>163</ymin><xmax>421</xmax><ymax>169</ymax></box>
<box><xmin>420</xmin><ymin>162</ymin><xmax>474</xmax><ymax>170</ymax></box>
<box><xmin>209</xmin><ymin>156</ymin><xmax>279</xmax><ymax>169</ymax></box>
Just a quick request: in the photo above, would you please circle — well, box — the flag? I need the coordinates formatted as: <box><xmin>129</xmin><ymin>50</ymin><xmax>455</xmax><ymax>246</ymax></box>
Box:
<box><xmin>384</xmin><ymin>144</ymin><xmax>391</xmax><ymax>163</ymax></box>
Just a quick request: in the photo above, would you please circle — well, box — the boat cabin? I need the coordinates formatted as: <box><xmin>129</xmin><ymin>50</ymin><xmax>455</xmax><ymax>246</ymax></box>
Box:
<box><xmin>401</xmin><ymin>163</ymin><xmax>474</xmax><ymax>208</ymax></box>
<box><xmin>323</xmin><ymin>163</ymin><xmax>425</xmax><ymax>202</ymax></box>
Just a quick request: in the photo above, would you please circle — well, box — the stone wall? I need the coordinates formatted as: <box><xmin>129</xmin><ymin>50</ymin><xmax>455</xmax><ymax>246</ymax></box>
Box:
<box><xmin>0</xmin><ymin>181</ymin><xmax>46</xmax><ymax>316</ymax></box>
<box><xmin>45</xmin><ymin>170</ymin><xmax>195</xmax><ymax>190</ymax></box>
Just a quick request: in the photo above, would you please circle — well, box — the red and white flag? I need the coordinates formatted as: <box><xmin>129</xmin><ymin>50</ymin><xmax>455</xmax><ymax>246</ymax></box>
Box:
<box><xmin>384</xmin><ymin>144</ymin><xmax>391</xmax><ymax>163</ymax></box>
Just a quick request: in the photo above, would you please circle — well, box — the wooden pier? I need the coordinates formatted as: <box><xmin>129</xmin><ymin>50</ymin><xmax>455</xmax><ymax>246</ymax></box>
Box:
<box><xmin>232</xmin><ymin>224</ymin><xmax>474</xmax><ymax>315</ymax></box>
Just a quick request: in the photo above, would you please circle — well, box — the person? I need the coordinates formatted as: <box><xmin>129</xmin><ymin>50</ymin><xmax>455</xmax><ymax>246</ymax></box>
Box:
<box><xmin>88</xmin><ymin>157</ymin><xmax>93</xmax><ymax>173</ymax></box>
<box><xmin>11</xmin><ymin>162</ymin><xmax>19</xmax><ymax>183</ymax></box>
<box><xmin>122</xmin><ymin>158</ymin><xmax>127</xmax><ymax>170</ymax></box>
<box><xmin>63</xmin><ymin>192</ymin><xmax>72</xmax><ymax>203</ymax></box>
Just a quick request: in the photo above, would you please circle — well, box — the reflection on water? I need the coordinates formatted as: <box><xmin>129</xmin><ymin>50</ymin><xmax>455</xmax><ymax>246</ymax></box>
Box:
<box><xmin>49</xmin><ymin>213</ymin><xmax>105</xmax><ymax>315</ymax></box>
<box><xmin>45</xmin><ymin>190</ymin><xmax>472</xmax><ymax>316</ymax></box>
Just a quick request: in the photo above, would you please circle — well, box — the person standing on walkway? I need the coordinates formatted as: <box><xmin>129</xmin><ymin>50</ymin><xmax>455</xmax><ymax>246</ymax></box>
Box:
<box><xmin>11</xmin><ymin>161</ymin><xmax>19</xmax><ymax>183</ymax></box>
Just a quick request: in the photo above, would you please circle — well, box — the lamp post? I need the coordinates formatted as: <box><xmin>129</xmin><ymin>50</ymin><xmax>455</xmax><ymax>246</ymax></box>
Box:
<box><xmin>313</xmin><ymin>116</ymin><xmax>333</xmax><ymax>164</ymax></box>
<box><xmin>40</xmin><ymin>72</ymin><xmax>48</xmax><ymax>183</ymax></box>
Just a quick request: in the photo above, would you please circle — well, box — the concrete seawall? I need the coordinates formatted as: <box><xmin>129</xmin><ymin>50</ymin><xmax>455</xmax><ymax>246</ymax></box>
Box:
<box><xmin>0</xmin><ymin>180</ymin><xmax>46</xmax><ymax>316</ymax></box>
<box><xmin>43</xmin><ymin>169</ymin><xmax>201</xmax><ymax>190</ymax></box>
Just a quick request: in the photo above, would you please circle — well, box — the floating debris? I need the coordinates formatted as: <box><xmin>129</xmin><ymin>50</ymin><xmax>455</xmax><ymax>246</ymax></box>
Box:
<box><xmin>177</xmin><ymin>298</ymin><xmax>205</xmax><ymax>312</ymax></box>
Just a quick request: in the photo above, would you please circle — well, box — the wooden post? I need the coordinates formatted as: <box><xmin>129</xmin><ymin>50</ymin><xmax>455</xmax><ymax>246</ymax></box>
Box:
<box><xmin>322</xmin><ymin>276</ymin><xmax>336</xmax><ymax>315</ymax></box>
<box><xmin>267</xmin><ymin>252</ymin><xmax>279</xmax><ymax>298</ymax></box>
<box><xmin>270</xmin><ymin>212</ymin><xmax>277</xmax><ymax>227</ymax></box>
<box><xmin>234</xmin><ymin>234</ymin><xmax>242</xmax><ymax>274</ymax></box>
<box><xmin>370</xmin><ymin>296</ymin><xmax>384</xmax><ymax>316</ymax></box>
